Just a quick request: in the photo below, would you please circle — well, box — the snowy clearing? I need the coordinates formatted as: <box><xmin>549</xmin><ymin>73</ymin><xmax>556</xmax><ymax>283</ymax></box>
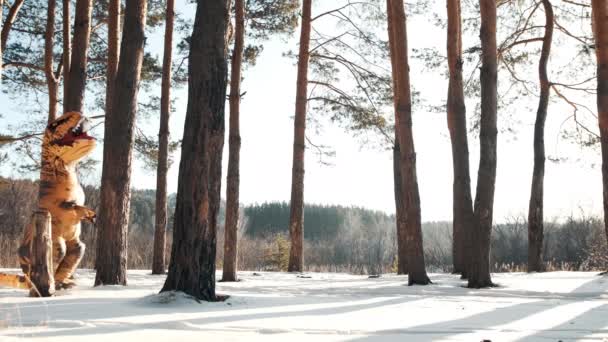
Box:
<box><xmin>1</xmin><ymin>270</ymin><xmax>607</xmax><ymax>341</ymax></box>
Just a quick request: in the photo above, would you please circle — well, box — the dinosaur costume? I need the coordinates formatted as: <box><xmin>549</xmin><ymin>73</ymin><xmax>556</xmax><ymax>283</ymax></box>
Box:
<box><xmin>0</xmin><ymin>111</ymin><xmax>96</xmax><ymax>291</ymax></box>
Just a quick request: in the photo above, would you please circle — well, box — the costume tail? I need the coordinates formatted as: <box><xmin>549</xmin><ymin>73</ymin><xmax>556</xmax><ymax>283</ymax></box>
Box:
<box><xmin>0</xmin><ymin>272</ymin><xmax>31</xmax><ymax>289</ymax></box>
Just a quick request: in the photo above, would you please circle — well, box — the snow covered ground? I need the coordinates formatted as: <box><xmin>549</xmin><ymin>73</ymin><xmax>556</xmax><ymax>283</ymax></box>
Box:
<box><xmin>1</xmin><ymin>270</ymin><xmax>607</xmax><ymax>342</ymax></box>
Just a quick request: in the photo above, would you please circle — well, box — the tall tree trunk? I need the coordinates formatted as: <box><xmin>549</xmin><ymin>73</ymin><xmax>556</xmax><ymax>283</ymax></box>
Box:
<box><xmin>64</xmin><ymin>0</ymin><xmax>92</xmax><ymax>113</ymax></box>
<box><xmin>446</xmin><ymin>0</ymin><xmax>474</xmax><ymax>277</ymax></box>
<box><xmin>0</xmin><ymin>0</ymin><xmax>3</xmax><ymax>80</ymax></box>
<box><xmin>152</xmin><ymin>0</ymin><xmax>174</xmax><ymax>276</ymax></box>
<box><xmin>208</xmin><ymin>111</ymin><xmax>225</xmax><ymax>282</ymax></box>
<box><xmin>62</xmin><ymin>0</ymin><xmax>71</xmax><ymax>107</ymax></box>
<box><xmin>527</xmin><ymin>0</ymin><xmax>553</xmax><ymax>273</ymax></box>
<box><xmin>160</xmin><ymin>0</ymin><xmax>230</xmax><ymax>301</ymax></box>
<box><xmin>45</xmin><ymin>0</ymin><xmax>59</xmax><ymax>123</ymax></box>
<box><xmin>592</xmin><ymin>0</ymin><xmax>608</xmax><ymax>253</ymax></box>
<box><xmin>95</xmin><ymin>0</ymin><xmax>147</xmax><ymax>286</ymax></box>
<box><xmin>206</xmin><ymin>0</ymin><xmax>230</xmax><ymax>290</ymax></box>
<box><xmin>287</xmin><ymin>0</ymin><xmax>312</xmax><ymax>273</ymax></box>
<box><xmin>222</xmin><ymin>0</ymin><xmax>244</xmax><ymax>282</ymax></box>
<box><xmin>393</xmin><ymin>142</ymin><xmax>408</xmax><ymax>274</ymax></box>
<box><xmin>387</xmin><ymin>0</ymin><xmax>430</xmax><ymax>285</ymax></box>
<box><xmin>1</xmin><ymin>0</ymin><xmax>26</xmax><ymax>80</ymax></box>
<box><xmin>468</xmin><ymin>0</ymin><xmax>497</xmax><ymax>289</ymax></box>
<box><xmin>387</xmin><ymin>0</ymin><xmax>407</xmax><ymax>275</ymax></box>
<box><xmin>105</xmin><ymin>0</ymin><xmax>120</xmax><ymax>116</ymax></box>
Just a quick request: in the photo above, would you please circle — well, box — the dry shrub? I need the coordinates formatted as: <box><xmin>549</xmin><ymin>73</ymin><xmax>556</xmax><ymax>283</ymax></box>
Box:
<box><xmin>581</xmin><ymin>230</ymin><xmax>608</xmax><ymax>271</ymax></box>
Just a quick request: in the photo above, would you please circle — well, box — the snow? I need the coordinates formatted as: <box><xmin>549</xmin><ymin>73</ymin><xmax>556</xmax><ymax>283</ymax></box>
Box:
<box><xmin>1</xmin><ymin>270</ymin><xmax>607</xmax><ymax>341</ymax></box>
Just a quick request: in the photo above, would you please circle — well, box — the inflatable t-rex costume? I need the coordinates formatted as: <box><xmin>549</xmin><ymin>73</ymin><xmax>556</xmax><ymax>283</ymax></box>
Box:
<box><xmin>0</xmin><ymin>111</ymin><xmax>96</xmax><ymax>291</ymax></box>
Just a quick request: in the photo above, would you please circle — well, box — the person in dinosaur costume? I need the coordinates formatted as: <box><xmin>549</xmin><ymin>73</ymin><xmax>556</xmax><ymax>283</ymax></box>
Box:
<box><xmin>0</xmin><ymin>111</ymin><xmax>97</xmax><ymax>291</ymax></box>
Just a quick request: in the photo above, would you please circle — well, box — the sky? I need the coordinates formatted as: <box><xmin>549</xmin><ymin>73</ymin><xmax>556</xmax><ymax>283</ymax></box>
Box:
<box><xmin>0</xmin><ymin>0</ymin><xmax>603</xmax><ymax>223</ymax></box>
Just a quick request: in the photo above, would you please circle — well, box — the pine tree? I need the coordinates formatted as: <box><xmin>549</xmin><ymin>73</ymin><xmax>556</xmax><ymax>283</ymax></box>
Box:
<box><xmin>468</xmin><ymin>0</ymin><xmax>498</xmax><ymax>289</ymax></box>
<box><xmin>151</xmin><ymin>0</ymin><xmax>175</xmax><ymax>276</ymax></box>
<box><xmin>446</xmin><ymin>0</ymin><xmax>474</xmax><ymax>277</ymax></box>
<box><xmin>592</xmin><ymin>0</ymin><xmax>608</xmax><ymax>256</ymax></box>
<box><xmin>95</xmin><ymin>0</ymin><xmax>148</xmax><ymax>286</ymax></box>
<box><xmin>527</xmin><ymin>0</ymin><xmax>554</xmax><ymax>273</ymax></box>
<box><xmin>161</xmin><ymin>0</ymin><xmax>230</xmax><ymax>301</ymax></box>
<box><xmin>386</xmin><ymin>0</ymin><xmax>430</xmax><ymax>285</ymax></box>
<box><xmin>287</xmin><ymin>0</ymin><xmax>312</xmax><ymax>273</ymax></box>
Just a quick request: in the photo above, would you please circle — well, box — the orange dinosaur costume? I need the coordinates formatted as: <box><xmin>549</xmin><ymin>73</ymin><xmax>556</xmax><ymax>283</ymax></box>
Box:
<box><xmin>0</xmin><ymin>111</ymin><xmax>96</xmax><ymax>292</ymax></box>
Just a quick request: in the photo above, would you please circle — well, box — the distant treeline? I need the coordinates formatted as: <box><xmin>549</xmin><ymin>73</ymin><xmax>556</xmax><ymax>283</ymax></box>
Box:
<box><xmin>1</xmin><ymin>177</ymin><xmax>606</xmax><ymax>272</ymax></box>
<box><xmin>0</xmin><ymin>177</ymin><xmax>389</xmax><ymax>239</ymax></box>
<box><xmin>244</xmin><ymin>202</ymin><xmax>392</xmax><ymax>240</ymax></box>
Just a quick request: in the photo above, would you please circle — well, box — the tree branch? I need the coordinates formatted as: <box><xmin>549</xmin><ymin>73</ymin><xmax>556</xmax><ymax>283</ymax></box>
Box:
<box><xmin>2</xmin><ymin>61</ymin><xmax>45</xmax><ymax>72</ymax></box>
<box><xmin>0</xmin><ymin>132</ymin><xmax>44</xmax><ymax>145</ymax></box>
<box><xmin>1</xmin><ymin>0</ymin><xmax>25</xmax><ymax>51</ymax></box>
<box><xmin>311</xmin><ymin>1</ymin><xmax>371</xmax><ymax>22</ymax></box>
<box><xmin>561</xmin><ymin>0</ymin><xmax>590</xmax><ymax>7</ymax></box>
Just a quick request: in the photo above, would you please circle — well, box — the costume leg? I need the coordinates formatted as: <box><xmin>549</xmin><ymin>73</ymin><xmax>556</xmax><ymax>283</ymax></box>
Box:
<box><xmin>17</xmin><ymin>218</ymin><xmax>35</xmax><ymax>275</ymax></box>
<box><xmin>53</xmin><ymin>238</ymin><xmax>67</xmax><ymax>271</ymax></box>
<box><xmin>54</xmin><ymin>239</ymin><xmax>85</xmax><ymax>288</ymax></box>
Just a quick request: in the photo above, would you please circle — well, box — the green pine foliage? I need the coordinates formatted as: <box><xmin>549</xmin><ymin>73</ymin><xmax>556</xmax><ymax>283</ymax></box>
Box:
<box><xmin>244</xmin><ymin>202</ymin><xmax>390</xmax><ymax>240</ymax></box>
<box><xmin>263</xmin><ymin>233</ymin><xmax>290</xmax><ymax>271</ymax></box>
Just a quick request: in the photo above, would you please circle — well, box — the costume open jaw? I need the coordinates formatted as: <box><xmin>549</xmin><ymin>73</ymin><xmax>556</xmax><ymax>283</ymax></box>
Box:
<box><xmin>52</xmin><ymin>117</ymin><xmax>95</xmax><ymax>147</ymax></box>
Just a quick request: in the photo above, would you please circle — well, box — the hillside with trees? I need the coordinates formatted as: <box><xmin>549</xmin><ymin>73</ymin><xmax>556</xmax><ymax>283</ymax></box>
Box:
<box><xmin>1</xmin><ymin>177</ymin><xmax>605</xmax><ymax>274</ymax></box>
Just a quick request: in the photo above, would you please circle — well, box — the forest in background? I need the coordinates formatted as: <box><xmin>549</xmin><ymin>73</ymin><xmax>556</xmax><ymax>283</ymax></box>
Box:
<box><xmin>1</xmin><ymin>176</ymin><xmax>606</xmax><ymax>274</ymax></box>
<box><xmin>0</xmin><ymin>0</ymin><xmax>606</xmax><ymax>299</ymax></box>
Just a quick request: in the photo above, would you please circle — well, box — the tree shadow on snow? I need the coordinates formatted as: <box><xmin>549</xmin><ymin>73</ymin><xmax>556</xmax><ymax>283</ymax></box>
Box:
<box><xmin>2</xmin><ymin>272</ymin><xmax>606</xmax><ymax>340</ymax></box>
<box><xmin>344</xmin><ymin>273</ymin><xmax>608</xmax><ymax>342</ymax></box>
<box><xmin>2</xmin><ymin>293</ymin><xmax>420</xmax><ymax>338</ymax></box>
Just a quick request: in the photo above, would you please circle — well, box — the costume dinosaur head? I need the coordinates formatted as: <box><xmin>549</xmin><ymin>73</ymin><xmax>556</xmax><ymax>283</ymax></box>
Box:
<box><xmin>43</xmin><ymin>111</ymin><xmax>96</xmax><ymax>165</ymax></box>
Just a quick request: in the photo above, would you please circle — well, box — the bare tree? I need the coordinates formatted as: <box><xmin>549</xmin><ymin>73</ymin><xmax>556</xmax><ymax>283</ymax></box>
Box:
<box><xmin>386</xmin><ymin>0</ymin><xmax>430</xmax><ymax>285</ymax></box>
<box><xmin>528</xmin><ymin>0</ymin><xmax>554</xmax><ymax>273</ymax></box>
<box><xmin>161</xmin><ymin>0</ymin><xmax>230</xmax><ymax>301</ymax></box>
<box><xmin>152</xmin><ymin>0</ymin><xmax>174</xmax><ymax>275</ymax></box>
<box><xmin>468</xmin><ymin>0</ymin><xmax>497</xmax><ymax>289</ymax></box>
<box><xmin>287</xmin><ymin>0</ymin><xmax>312</xmax><ymax>273</ymax></box>
<box><xmin>95</xmin><ymin>0</ymin><xmax>148</xmax><ymax>286</ymax></box>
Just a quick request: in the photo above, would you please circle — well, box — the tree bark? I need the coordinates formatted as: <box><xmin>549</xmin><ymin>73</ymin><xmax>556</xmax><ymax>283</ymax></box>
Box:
<box><xmin>222</xmin><ymin>0</ymin><xmax>244</xmax><ymax>282</ymax></box>
<box><xmin>64</xmin><ymin>0</ymin><xmax>92</xmax><ymax>113</ymax></box>
<box><xmin>0</xmin><ymin>0</ymin><xmax>3</xmax><ymax>80</ymax></box>
<box><xmin>1</xmin><ymin>0</ymin><xmax>25</xmax><ymax>80</ymax></box>
<box><xmin>287</xmin><ymin>0</ymin><xmax>312</xmax><ymax>273</ymax></box>
<box><xmin>387</xmin><ymin>0</ymin><xmax>430</xmax><ymax>285</ymax></box>
<box><xmin>152</xmin><ymin>0</ymin><xmax>174</xmax><ymax>276</ymax></box>
<box><xmin>386</xmin><ymin>0</ymin><xmax>407</xmax><ymax>275</ymax></box>
<box><xmin>1</xmin><ymin>0</ymin><xmax>25</xmax><ymax>51</ymax></box>
<box><xmin>393</xmin><ymin>142</ymin><xmax>408</xmax><ymax>274</ymax></box>
<box><xmin>62</xmin><ymin>0</ymin><xmax>71</xmax><ymax>107</ymax></box>
<box><xmin>446</xmin><ymin>0</ymin><xmax>474</xmax><ymax>277</ymax></box>
<box><xmin>105</xmin><ymin>0</ymin><xmax>120</xmax><ymax>117</ymax></box>
<box><xmin>160</xmin><ymin>0</ymin><xmax>230</xmax><ymax>301</ymax></box>
<box><xmin>45</xmin><ymin>0</ymin><xmax>59</xmax><ymax>123</ymax></box>
<box><xmin>527</xmin><ymin>0</ymin><xmax>553</xmax><ymax>273</ymax></box>
<box><xmin>95</xmin><ymin>0</ymin><xmax>148</xmax><ymax>286</ymax></box>
<box><xmin>592</xmin><ymin>0</ymin><xmax>608</xmax><ymax>254</ymax></box>
<box><xmin>468</xmin><ymin>0</ymin><xmax>497</xmax><ymax>289</ymax></box>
